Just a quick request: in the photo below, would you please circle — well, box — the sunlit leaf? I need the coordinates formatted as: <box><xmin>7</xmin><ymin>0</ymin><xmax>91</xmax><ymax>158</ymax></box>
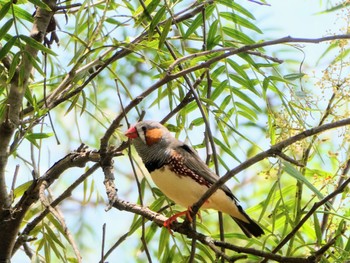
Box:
<box><xmin>220</xmin><ymin>12</ymin><xmax>262</xmax><ymax>33</ymax></box>
<box><xmin>283</xmin><ymin>162</ymin><xmax>324</xmax><ymax>200</ymax></box>
<box><xmin>283</xmin><ymin>73</ymin><xmax>305</xmax><ymax>81</ymax></box>
<box><xmin>0</xmin><ymin>18</ymin><xmax>13</xmax><ymax>40</ymax></box>
<box><xmin>28</xmin><ymin>0</ymin><xmax>52</xmax><ymax>10</ymax></box>
<box><xmin>0</xmin><ymin>1</ymin><xmax>11</xmax><ymax>21</ymax></box>
<box><xmin>19</xmin><ymin>35</ymin><xmax>57</xmax><ymax>56</ymax></box>
<box><xmin>0</xmin><ymin>36</ymin><xmax>16</xmax><ymax>60</ymax></box>
<box><xmin>159</xmin><ymin>17</ymin><xmax>171</xmax><ymax>49</ymax></box>
<box><xmin>222</xmin><ymin>27</ymin><xmax>254</xmax><ymax>44</ymax></box>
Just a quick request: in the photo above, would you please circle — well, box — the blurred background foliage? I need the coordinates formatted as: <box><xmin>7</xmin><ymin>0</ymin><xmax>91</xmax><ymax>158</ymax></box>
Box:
<box><xmin>0</xmin><ymin>0</ymin><xmax>349</xmax><ymax>262</ymax></box>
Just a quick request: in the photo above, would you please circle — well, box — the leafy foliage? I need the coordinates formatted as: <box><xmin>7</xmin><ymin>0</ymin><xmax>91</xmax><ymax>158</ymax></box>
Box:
<box><xmin>0</xmin><ymin>0</ymin><xmax>349</xmax><ymax>262</ymax></box>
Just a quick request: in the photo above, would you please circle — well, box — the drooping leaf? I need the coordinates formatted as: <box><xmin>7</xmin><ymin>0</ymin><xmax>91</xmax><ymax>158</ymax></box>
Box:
<box><xmin>220</xmin><ymin>12</ymin><xmax>262</xmax><ymax>33</ymax></box>
<box><xmin>19</xmin><ymin>35</ymin><xmax>57</xmax><ymax>56</ymax></box>
<box><xmin>283</xmin><ymin>73</ymin><xmax>305</xmax><ymax>81</ymax></box>
<box><xmin>217</xmin><ymin>0</ymin><xmax>255</xmax><ymax>19</ymax></box>
<box><xmin>222</xmin><ymin>27</ymin><xmax>254</xmax><ymax>44</ymax></box>
<box><xmin>28</xmin><ymin>0</ymin><xmax>52</xmax><ymax>11</ymax></box>
<box><xmin>149</xmin><ymin>6</ymin><xmax>166</xmax><ymax>38</ymax></box>
<box><xmin>158</xmin><ymin>17</ymin><xmax>171</xmax><ymax>49</ymax></box>
<box><xmin>283</xmin><ymin>162</ymin><xmax>324</xmax><ymax>200</ymax></box>
<box><xmin>0</xmin><ymin>1</ymin><xmax>11</xmax><ymax>21</ymax></box>
<box><xmin>0</xmin><ymin>36</ymin><xmax>16</xmax><ymax>60</ymax></box>
<box><xmin>0</xmin><ymin>18</ymin><xmax>13</xmax><ymax>40</ymax></box>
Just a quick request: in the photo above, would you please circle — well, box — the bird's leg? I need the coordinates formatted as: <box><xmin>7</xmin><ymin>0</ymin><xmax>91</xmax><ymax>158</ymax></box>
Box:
<box><xmin>163</xmin><ymin>210</ymin><xmax>188</xmax><ymax>234</ymax></box>
<box><xmin>163</xmin><ymin>207</ymin><xmax>196</xmax><ymax>234</ymax></box>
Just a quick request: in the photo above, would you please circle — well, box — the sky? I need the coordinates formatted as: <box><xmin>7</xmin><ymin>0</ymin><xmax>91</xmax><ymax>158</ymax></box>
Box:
<box><xmin>9</xmin><ymin>0</ymin><xmax>347</xmax><ymax>262</ymax></box>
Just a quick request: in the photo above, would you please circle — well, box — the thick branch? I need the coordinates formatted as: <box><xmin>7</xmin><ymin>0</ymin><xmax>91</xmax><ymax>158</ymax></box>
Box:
<box><xmin>111</xmin><ymin>197</ymin><xmax>318</xmax><ymax>262</ymax></box>
<box><xmin>0</xmin><ymin>1</ymin><xmax>57</xmax><ymax>260</ymax></box>
<box><xmin>0</xmin><ymin>144</ymin><xmax>99</xmax><ymax>261</ymax></box>
<box><xmin>12</xmin><ymin>163</ymin><xmax>100</xmax><ymax>254</ymax></box>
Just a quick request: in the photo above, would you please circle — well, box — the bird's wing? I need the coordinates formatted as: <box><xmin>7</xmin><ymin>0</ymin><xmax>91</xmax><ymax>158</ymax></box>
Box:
<box><xmin>173</xmin><ymin>142</ymin><xmax>238</xmax><ymax>202</ymax></box>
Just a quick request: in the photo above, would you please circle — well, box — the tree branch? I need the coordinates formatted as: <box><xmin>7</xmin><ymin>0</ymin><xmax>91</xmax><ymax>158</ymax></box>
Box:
<box><xmin>191</xmin><ymin>117</ymin><xmax>350</xmax><ymax>215</ymax></box>
<box><xmin>0</xmin><ymin>0</ymin><xmax>57</xmax><ymax>260</ymax></box>
<box><xmin>262</xmin><ymin>159</ymin><xmax>350</xmax><ymax>260</ymax></box>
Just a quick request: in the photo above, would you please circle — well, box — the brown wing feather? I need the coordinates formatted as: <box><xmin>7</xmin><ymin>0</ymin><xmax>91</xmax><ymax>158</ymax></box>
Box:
<box><xmin>174</xmin><ymin>143</ymin><xmax>238</xmax><ymax>201</ymax></box>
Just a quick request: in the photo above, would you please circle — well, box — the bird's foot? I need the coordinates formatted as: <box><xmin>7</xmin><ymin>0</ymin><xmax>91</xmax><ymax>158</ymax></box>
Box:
<box><xmin>163</xmin><ymin>207</ymin><xmax>204</xmax><ymax>234</ymax></box>
<box><xmin>163</xmin><ymin>210</ymin><xmax>193</xmax><ymax>234</ymax></box>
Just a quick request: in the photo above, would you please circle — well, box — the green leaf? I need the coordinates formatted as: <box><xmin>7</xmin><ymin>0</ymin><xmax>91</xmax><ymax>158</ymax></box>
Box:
<box><xmin>236</xmin><ymin>101</ymin><xmax>257</xmax><ymax>120</ymax></box>
<box><xmin>14</xmin><ymin>181</ymin><xmax>33</xmax><ymax>198</ymax></box>
<box><xmin>217</xmin><ymin>0</ymin><xmax>255</xmax><ymax>19</ymax></box>
<box><xmin>149</xmin><ymin>6</ymin><xmax>166</xmax><ymax>37</ymax></box>
<box><xmin>25</xmin><ymin>132</ymin><xmax>53</xmax><ymax>140</ymax></box>
<box><xmin>24</xmin><ymin>51</ymin><xmax>45</xmax><ymax>76</ymax></box>
<box><xmin>213</xmin><ymin>137</ymin><xmax>240</xmax><ymax>162</ymax></box>
<box><xmin>0</xmin><ymin>36</ymin><xmax>16</xmax><ymax>60</ymax></box>
<box><xmin>184</xmin><ymin>13</ymin><xmax>202</xmax><ymax>38</ymax></box>
<box><xmin>28</xmin><ymin>0</ymin><xmax>52</xmax><ymax>10</ymax></box>
<box><xmin>222</xmin><ymin>27</ymin><xmax>254</xmax><ymax>44</ymax></box>
<box><xmin>283</xmin><ymin>73</ymin><xmax>305</xmax><ymax>81</ymax></box>
<box><xmin>7</xmin><ymin>52</ymin><xmax>21</xmax><ymax>83</ymax></box>
<box><xmin>211</xmin><ymin>79</ymin><xmax>227</xmax><ymax>101</ymax></box>
<box><xmin>283</xmin><ymin>162</ymin><xmax>324</xmax><ymax>200</ymax></box>
<box><xmin>0</xmin><ymin>18</ymin><xmax>13</xmax><ymax>40</ymax></box>
<box><xmin>13</xmin><ymin>5</ymin><xmax>33</xmax><ymax>22</ymax></box>
<box><xmin>230</xmin><ymin>87</ymin><xmax>261</xmax><ymax>112</ymax></box>
<box><xmin>313</xmin><ymin>212</ymin><xmax>322</xmax><ymax>246</ymax></box>
<box><xmin>0</xmin><ymin>1</ymin><xmax>11</xmax><ymax>21</ymax></box>
<box><xmin>158</xmin><ymin>227</ymin><xmax>170</xmax><ymax>258</ymax></box>
<box><xmin>143</xmin><ymin>224</ymin><xmax>158</xmax><ymax>248</ymax></box>
<box><xmin>189</xmin><ymin>117</ymin><xmax>204</xmax><ymax>128</ymax></box>
<box><xmin>185</xmin><ymin>5</ymin><xmax>215</xmax><ymax>39</ymax></box>
<box><xmin>158</xmin><ymin>17</ymin><xmax>171</xmax><ymax>49</ymax></box>
<box><xmin>317</xmin><ymin>2</ymin><xmax>350</xmax><ymax>14</ymax></box>
<box><xmin>207</xmin><ymin>19</ymin><xmax>220</xmax><ymax>50</ymax></box>
<box><xmin>220</xmin><ymin>12</ymin><xmax>262</xmax><ymax>33</ymax></box>
<box><xmin>19</xmin><ymin>35</ymin><xmax>57</xmax><ymax>56</ymax></box>
<box><xmin>44</xmin><ymin>224</ymin><xmax>64</xmax><ymax>249</ymax></box>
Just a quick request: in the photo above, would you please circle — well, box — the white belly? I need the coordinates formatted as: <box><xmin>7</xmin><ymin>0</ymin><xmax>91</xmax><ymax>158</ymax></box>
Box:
<box><xmin>150</xmin><ymin>166</ymin><xmax>247</xmax><ymax>221</ymax></box>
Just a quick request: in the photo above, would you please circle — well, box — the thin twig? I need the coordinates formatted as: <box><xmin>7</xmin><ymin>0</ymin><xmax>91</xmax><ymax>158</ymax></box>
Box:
<box><xmin>9</xmin><ymin>165</ymin><xmax>20</xmax><ymax>203</ymax></box>
<box><xmin>191</xmin><ymin>117</ymin><xmax>350</xmax><ymax>216</ymax></box>
<box><xmin>100</xmin><ymin>232</ymin><xmax>129</xmax><ymax>262</ymax></box>
<box><xmin>101</xmin><ymin>223</ymin><xmax>106</xmax><ymax>263</ymax></box>
<box><xmin>13</xmin><ymin>161</ymin><xmax>100</xmax><ymax>254</ymax></box>
<box><xmin>116</xmin><ymin>79</ymin><xmax>152</xmax><ymax>262</ymax></box>
<box><xmin>262</xmin><ymin>163</ymin><xmax>350</xmax><ymax>260</ymax></box>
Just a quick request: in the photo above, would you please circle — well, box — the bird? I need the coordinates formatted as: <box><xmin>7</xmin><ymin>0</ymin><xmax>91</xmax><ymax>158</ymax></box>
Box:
<box><xmin>125</xmin><ymin>120</ymin><xmax>264</xmax><ymax>237</ymax></box>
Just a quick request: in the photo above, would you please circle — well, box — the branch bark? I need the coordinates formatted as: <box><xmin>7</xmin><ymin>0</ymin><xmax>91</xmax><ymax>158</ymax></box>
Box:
<box><xmin>0</xmin><ymin>1</ymin><xmax>58</xmax><ymax>261</ymax></box>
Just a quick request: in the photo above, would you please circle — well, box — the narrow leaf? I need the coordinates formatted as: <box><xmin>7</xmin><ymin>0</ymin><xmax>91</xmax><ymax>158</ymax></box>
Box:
<box><xmin>184</xmin><ymin>14</ymin><xmax>202</xmax><ymax>38</ymax></box>
<box><xmin>0</xmin><ymin>18</ymin><xmax>13</xmax><ymax>40</ymax></box>
<box><xmin>0</xmin><ymin>36</ymin><xmax>16</xmax><ymax>60</ymax></box>
<box><xmin>28</xmin><ymin>0</ymin><xmax>52</xmax><ymax>10</ymax></box>
<box><xmin>20</xmin><ymin>35</ymin><xmax>57</xmax><ymax>56</ymax></box>
<box><xmin>207</xmin><ymin>19</ymin><xmax>219</xmax><ymax>50</ymax></box>
<box><xmin>217</xmin><ymin>0</ymin><xmax>255</xmax><ymax>19</ymax></box>
<box><xmin>222</xmin><ymin>27</ymin><xmax>254</xmax><ymax>44</ymax></box>
<box><xmin>158</xmin><ymin>18</ymin><xmax>171</xmax><ymax>49</ymax></box>
<box><xmin>25</xmin><ymin>132</ymin><xmax>53</xmax><ymax>140</ymax></box>
<box><xmin>284</xmin><ymin>73</ymin><xmax>305</xmax><ymax>81</ymax></box>
<box><xmin>220</xmin><ymin>12</ymin><xmax>262</xmax><ymax>33</ymax></box>
<box><xmin>283</xmin><ymin>162</ymin><xmax>324</xmax><ymax>200</ymax></box>
<box><xmin>0</xmin><ymin>1</ymin><xmax>11</xmax><ymax>21</ymax></box>
<box><xmin>149</xmin><ymin>6</ymin><xmax>166</xmax><ymax>37</ymax></box>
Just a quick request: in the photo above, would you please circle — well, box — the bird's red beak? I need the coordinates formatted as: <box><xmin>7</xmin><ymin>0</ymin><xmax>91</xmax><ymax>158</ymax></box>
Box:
<box><xmin>125</xmin><ymin>126</ymin><xmax>138</xmax><ymax>139</ymax></box>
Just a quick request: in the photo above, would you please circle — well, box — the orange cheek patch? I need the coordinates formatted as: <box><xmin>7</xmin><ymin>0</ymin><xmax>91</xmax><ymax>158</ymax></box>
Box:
<box><xmin>145</xmin><ymin>128</ymin><xmax>163</xmax><ymax>145</ymax></box>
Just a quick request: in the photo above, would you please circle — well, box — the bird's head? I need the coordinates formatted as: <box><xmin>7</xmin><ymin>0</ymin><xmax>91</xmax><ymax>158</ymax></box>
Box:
<box><xmin>125</xmin><ymin>121</ymin><xmax>173</xmax><ymax>163</ymax></box>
